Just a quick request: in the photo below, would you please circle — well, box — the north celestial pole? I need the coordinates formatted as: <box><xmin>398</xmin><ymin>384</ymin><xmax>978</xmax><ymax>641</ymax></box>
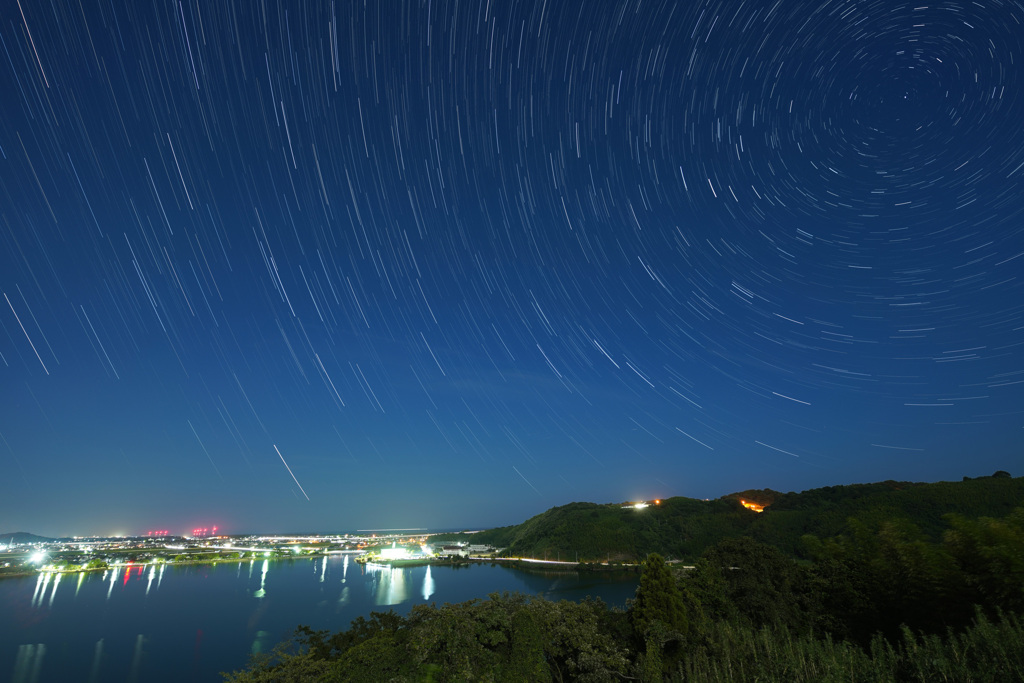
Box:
<box><xmin>1</xmin><ymin>0</ymin><xmax>1022</xmax><ymax>537</ymax></box>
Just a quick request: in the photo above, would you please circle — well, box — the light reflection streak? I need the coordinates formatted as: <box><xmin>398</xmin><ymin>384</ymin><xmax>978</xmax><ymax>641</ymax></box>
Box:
<box><xmin>364</xmin><ymin>563</ymin><xmax>408</xmax><ymax>606</ymax></box>
<box><xmin>11</xmin><ymin>643</ymin><xmax>45</xmax><ymax>683</ymax></box>
<box><xmin>337</xmin><ymin>585</ymin><xmax>350</xmax><ymax>608</ymax></box>
<box><xmin>128</xmin><ymin>634</ymin><xmax>145</xmax><ymax>683</ymax></box>
<box><xmin>254</xmin><ymin>559</ymin><xmax>268</xmax><ymax>598</ymax></box>
<box><xmin>106</xmin><ymin>566</ymin><xmax>119</xmax><ymax>600</ymax></box>
<box><xmin>250</xmin><ymin>630</ymin><xmax>270</xmax><ymax>656</ymax></box>
<box><xmin>422</xmin><ymin>565</ymin><xmax>435</xmax><ymax>601</ymax></box>
<box><xmin>30</xmin><ymin>573</ymin><xmax>45</xmax><ymax>607</ymax></box>
<box><xmin>34</xmin><ymin>572</ymin><xmax>52</xmax><ymax>608</ymax></box>
<box><xmin>47</xmin><ymin>572</ymin><xmax>61</xmax><ymax>607</ymax></box>
<box><xmin>87</xmin><ymin>638</ymin><xmax>103</xmax><ymax>683</ymax></box>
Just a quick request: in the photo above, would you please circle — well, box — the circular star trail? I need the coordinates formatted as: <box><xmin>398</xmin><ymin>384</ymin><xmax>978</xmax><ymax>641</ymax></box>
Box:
<box><xmin>1</xmin><ymin>0</ymin><xmax>1022</xmax><ymax>535</ymax></box>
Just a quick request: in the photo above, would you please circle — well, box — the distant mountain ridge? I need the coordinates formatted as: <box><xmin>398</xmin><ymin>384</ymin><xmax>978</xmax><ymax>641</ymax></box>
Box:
<box><xmin>471</xmin><ymin>473</ymin><xmax>1023</xmax><ymax>562</ymax></box>
<box><xmin>0</xmin><ymin>532</ymin><xmax>54</xmax><ymax>545</ymax></box>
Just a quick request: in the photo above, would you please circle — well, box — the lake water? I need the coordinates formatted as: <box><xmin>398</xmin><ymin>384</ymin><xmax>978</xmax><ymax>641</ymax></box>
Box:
<box><xmin>0</xmin><ymin>558</ymin><xmax>638</xmax><ymax>682</ymax></box>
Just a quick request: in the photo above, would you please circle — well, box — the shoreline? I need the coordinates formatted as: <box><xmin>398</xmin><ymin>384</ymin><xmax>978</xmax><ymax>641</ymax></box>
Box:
<box><xmin>2</xmin><ymin>552</ymin><xmax>666</xmax><ymax>580</ymax></box>
<box><xmin>0</xmin><ymin>552</ymin><xmax>343</xmax><ymax>580</ymax></box>
<box><xmin>357</xmin><ymin>555</ymin><xmax>643</xmax><ymax>573</ymax></box>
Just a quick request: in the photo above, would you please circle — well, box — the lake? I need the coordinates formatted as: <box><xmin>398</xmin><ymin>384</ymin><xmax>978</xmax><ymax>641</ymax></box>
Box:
<box><xmin>0</xmin><ymin>557</ymin><xmax>638</xmax><ymax>682</ymax></box>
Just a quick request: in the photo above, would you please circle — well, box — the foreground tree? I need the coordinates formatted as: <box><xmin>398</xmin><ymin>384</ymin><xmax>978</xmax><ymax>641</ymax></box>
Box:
<box><xmin>632</xmin><ymin>554</ymin><xmax>689</xmax><ymax>638</ymax></box>
<box><xmin>697</xmin><ymin>537</ymin><xmax>808</xmax><ymax>631</ymax></box>
<box><xmin>944</xmin><ymin>507</ymin><xmax>1024</xmax><ymax>615</ymax></box>
<box><xmin>223</xmin><ymin>593</ymin><xmax>630</xmax><ymax>682</ymax></box>
<box><xmin>630</xmin><ymin>553</ymin><xmax>694</xmax><ymax>680</ymax></box>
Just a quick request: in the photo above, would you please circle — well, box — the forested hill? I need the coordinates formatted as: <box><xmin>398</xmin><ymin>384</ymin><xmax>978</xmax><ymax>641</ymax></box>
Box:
<box><xmin>471</xmin><ymin>473</ymin><xmax>1023</xmax><ymax>562</ymax></box>
<box><xmin>0</xmin><ymin>532</ymin><xmax>54</xmax><ymax>545</ymax></box>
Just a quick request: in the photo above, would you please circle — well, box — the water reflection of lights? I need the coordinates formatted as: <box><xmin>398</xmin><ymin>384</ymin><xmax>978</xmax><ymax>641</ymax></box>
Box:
<box><xmin>341</xmin><ymin>554</ymin><xmax>349</xmax><ymax>583</ymax></box>
<box><xmin>106</xmin><ymin>566</ymin><xmax>119</xmax><ymax>600</ymax></box>
<box><xmin>128</xmin><ymin>634</ymin><xmax>145</xmax><ymax>681</ymax></box>
<box><xmin>363</xmin><ymin>563</ymin><xmax>408</xmax><ymax>606</ymax></box>
<box><xmin>254</xmin><ymin>559</ymin><xmax>269</xmax><ymax>598</ymax></box>
<box><xmin>31</xmin><ymin>571</ymin><xmax>62</xmax><ymax>609</ymax></box>
<box><xmin>89</xmin><ymin>639</ymin><xmax>103</xmax><ymax>682</ymax></box>
<box><xmin>251</xmin><ymin>630</ymin><xmax>271</xmax><ymax>656</ymax></box>
<box><xmin>11</xmin><ymin>643</ymin><xmax>46</xmax><ymax>683</ymax></box>
<box><xmin>47</xmin><ymin>573</ymin><xmax>60</xmax><ymax>608</ymax></box>
<box><xmin>30</xmin><ymin>573</ymin><xmax>46</xmax><ymax>607</ymax></box>
<box><xmin>422</xmin><ymin>565</ymin><xmax>435</xmax><ymax>601</ymax></box>
<box><xmin>337</xmin><ymin>585</ymin><xmax>350</xmax><ymax>608</ymax></box>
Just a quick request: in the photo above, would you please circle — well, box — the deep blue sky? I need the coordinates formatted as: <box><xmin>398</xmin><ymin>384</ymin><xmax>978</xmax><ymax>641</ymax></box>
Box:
<box><xmin>2</xmin><ymin>0</ymin><xmax>1022</xmax><ymax>537</ymax></box>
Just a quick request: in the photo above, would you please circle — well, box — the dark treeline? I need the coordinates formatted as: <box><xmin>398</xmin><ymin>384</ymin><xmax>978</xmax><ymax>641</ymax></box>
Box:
<box><xmin>225</xmin><ymin>497</ymin><xmax>1024</xmax><ymax>682</ymax></box>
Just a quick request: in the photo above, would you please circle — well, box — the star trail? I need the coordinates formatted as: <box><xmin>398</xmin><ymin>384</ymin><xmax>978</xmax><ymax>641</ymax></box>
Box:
<box><xmin>1</xmin><ymin>0</ymin><xmax>1022</xmax><ymax>536</ymax></box>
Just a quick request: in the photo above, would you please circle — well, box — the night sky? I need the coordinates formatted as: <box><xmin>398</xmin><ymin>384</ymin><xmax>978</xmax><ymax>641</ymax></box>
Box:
<box><xmin>2</xmin><ymin>1</ymin><xmax>1022</xmax><ymax>538</ymax></box>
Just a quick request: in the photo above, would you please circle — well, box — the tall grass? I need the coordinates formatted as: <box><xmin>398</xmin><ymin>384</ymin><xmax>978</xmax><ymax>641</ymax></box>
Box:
<box><xmin>673</xmin><ymin>611</ymin><xmax>1024</xmax><ymax>682</ymax></box>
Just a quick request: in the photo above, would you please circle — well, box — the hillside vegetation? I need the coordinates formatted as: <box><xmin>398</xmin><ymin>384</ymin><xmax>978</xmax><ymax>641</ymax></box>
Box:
<box><xmin>228</xmin><ymin>473</ymin><xmax>1024</xmax><ymax>681</ymax></box>
<box><xmin>470</xmin><ymin>472</ymin><xmax>1023</xmax><ymax>561</ymax></box>
<box><xmin>228</xmin><ymin>497</ymin><xmax>1024</xmax><ymax>681</ymax></box>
